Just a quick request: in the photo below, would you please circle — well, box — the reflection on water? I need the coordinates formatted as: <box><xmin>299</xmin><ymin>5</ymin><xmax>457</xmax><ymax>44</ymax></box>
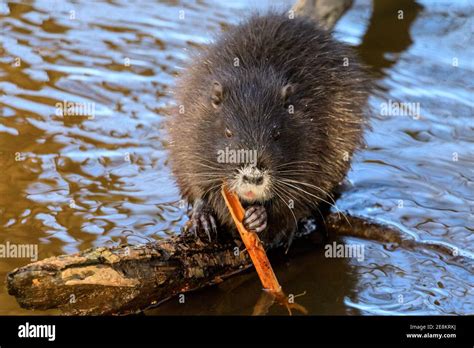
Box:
<box><xmin>358</xmin><ymin>0</ymin><xmax>424</xmax><ymax>73</ymax></box>
<box><xmin>0</xmin><ymin>0</ymin><xmax>473</xmax><ymax>315</ymax></box>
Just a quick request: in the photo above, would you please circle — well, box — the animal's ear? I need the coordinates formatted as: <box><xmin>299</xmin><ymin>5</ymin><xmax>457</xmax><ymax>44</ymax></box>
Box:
<box><xmin>211</xmin><ymin>81</ymin><xmax>224</xmax><ymax>109</ymax></box>
<box><xmin>280</xmin><ymin>83</ymin><xmax>296</xmax><ymax>108</ymax></box>
<box><xmin>280</xmin><ymin>83</ymin><xmax>295</xmax><ymax>106</ymax></box>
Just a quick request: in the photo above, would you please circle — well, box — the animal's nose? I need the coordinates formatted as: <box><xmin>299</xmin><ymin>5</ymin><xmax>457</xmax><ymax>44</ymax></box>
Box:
<box><xmin>242</xmin><ymin>174</ymin><xmax>264</xmax><ymax>185</ymax></box>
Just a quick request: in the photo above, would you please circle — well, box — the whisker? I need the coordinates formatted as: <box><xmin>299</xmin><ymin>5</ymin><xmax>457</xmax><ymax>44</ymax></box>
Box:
<box><xmin>272</xmin><ymin>186</ymin><xmax>298</xmax><ymax>232</ymax></box>
<box><xmin>277</xmin><ymin>169</ymin><xmax>325</xmax><ymax>175</ymax></box>
<box><xmin>278</xmin><ymin>180</ymin><xmax>333</xmax><ymax>207</ymax></box>
<box><xmin>279</xmin><ymin>179</ymin><xmax>352</xmax><ymax>228</ymax></box>
<box><xmin>276</xmin><ymin>180</ymin><xmax>328</xmax><ymax>231</ymax></box>
<box><xmin>274</xmin><ymin>181</ymin><xmax>320</xmax><ymax>211</ymax></box>
<box><xmin>202</xmin><ymin>182</ymin><xmax>222</xmax><ymax>200</ymax></box>
<box><xmin>274</xmin><ymin>161</ymin><xmax>321</xmax><ymax>169</ymax></box>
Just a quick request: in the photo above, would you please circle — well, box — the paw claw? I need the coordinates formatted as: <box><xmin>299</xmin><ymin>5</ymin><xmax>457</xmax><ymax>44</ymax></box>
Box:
<box><xmin>243</xmin><ymin>205</ymin><xmax>267</xmax><ymax>233</ymax></box>
<box><xmin>245</xmin><ymin>206</ymin><xmax>256</xmax><ymax>218</ymax></box>
<box><xmin>187</xmin><ymin>200</ymin><xmax>218</xmax><ymax>242</ymax></box>
<box><xmin>209</xmin><ymin>215</ymin><xmax>218</xmax><ymax>238</ymax></box>
<box><xmin>255</xmin><ymin>220</ymin><xmax>267</xmax><ymax>233</ymax></box>
<box><xmin>200</xmin><ymin>215</ymin><xmax>212</xmax><ymax>242</ymax></box>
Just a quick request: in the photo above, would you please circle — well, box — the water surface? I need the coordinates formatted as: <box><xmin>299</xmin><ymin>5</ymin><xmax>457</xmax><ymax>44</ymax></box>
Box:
<box><xmin>0</xmin><ymin>0</ymin><xmax>473</xmax><ymax>315</ymax></box>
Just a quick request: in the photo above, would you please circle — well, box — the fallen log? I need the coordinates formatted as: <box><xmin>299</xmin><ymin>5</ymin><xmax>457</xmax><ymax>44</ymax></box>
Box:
<box><xmin>6</xmin><ymin>213</ymin><xmax>471</xmax><ymax>315</ymax></box>
<box><xmin>3</xmin><ymin>213</ymin><xmax>360</xmax><ymax>315</ymax></box>
<box><xmin>6</xmin><ymin>228</ymin><xmax>255</xmax><ymax>315</ymax></box>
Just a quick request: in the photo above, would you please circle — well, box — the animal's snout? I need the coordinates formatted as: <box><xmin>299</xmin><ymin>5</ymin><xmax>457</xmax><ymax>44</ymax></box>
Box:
<box><xmin>234</xmin><ymin>165</ymin><xmax>271</xmax><ymax>202</ymax></box>
<box><xmin>242</xmin><ymin>174</ymin><xmax>264</xmax><ymax>185</ymax></box>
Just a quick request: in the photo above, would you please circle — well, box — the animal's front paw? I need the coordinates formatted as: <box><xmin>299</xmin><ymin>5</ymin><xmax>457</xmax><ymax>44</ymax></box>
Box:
<box><xmin>188</xmin><ymin>200</ymin><xmax>217</xmax><ymax>242</ymax></box>
<box><xmin>243</xmin><ymin>205</ymin><xmax>267</xmax><ymax>233</ymax></box>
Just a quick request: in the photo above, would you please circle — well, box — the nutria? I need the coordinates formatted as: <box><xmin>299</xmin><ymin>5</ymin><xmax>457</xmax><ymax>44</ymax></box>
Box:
<box><xmin>166</xmin><ymin>12</ymin><xmax>369</xmax><ymax>247</ymax></box>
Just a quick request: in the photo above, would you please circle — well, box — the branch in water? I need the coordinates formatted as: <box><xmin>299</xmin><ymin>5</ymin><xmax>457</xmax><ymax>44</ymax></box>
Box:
<box><xmin>292</xmin><ymin>0</ymin><xmax>354</xmax><ymax>30</ymax></box>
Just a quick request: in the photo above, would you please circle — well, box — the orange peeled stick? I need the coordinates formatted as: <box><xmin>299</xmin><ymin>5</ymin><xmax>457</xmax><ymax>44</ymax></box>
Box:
<box><xmin>221</xmin><ymin>184</ymin><xmax>282</xmax><ymax>294</ymax></box>
<box><xmin>222</xmin><ymin>184</ymin><xmax>308</xmax><ymax>315</ymax></box>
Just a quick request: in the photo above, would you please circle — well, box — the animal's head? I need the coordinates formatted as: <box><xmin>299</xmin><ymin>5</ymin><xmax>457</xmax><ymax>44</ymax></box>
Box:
<box><xmin>195</xmin><ymin>68</ymin><xmax>313</xmax><ymax>204</ymax></box>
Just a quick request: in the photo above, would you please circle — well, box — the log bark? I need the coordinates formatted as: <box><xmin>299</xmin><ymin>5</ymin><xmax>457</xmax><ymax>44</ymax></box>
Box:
<box><xmin>6</xmin><ymin>213</ymin><xmax>472</xmax><ymax>315</ymax></box>
<box><xmin>6</xmin><ymin>229</ymin><xmax>254</xmax><ymax>315</ymax></box>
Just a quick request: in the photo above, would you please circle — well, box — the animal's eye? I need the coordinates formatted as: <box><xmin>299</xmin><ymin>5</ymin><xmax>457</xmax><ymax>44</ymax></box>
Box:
<box><xmin>225</xmin><ymin>127</ymin><xmax>233</xmax><ymax>138</ymax></box>
<box><xmin>272</xmin><ymin>130</ymin><xmax>281</xmax><ymax>140</ymax></box>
